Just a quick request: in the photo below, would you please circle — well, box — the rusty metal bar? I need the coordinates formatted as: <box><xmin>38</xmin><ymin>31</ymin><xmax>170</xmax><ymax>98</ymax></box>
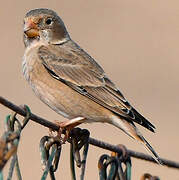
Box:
<box><xmin>0</xmin><ymin>96</ymin><xmax>179</xmax><ymax>169</ymax></box>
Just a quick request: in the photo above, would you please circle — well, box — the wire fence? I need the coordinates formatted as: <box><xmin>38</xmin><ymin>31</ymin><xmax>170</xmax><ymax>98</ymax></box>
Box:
<box><xmin>0</xmin><ymin>96</ymin><xmax>179</xmax><ymax>179</ymax></box>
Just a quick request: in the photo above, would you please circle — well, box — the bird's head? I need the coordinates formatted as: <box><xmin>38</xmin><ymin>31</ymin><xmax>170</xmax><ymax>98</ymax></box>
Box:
<box><xmin>23</xmin><ymin>8</ymin><xmax>70</xmax><ymax>46</ymax></box>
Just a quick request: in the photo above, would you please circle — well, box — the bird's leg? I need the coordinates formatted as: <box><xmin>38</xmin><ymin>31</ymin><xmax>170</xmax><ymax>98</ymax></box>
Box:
<box><xmin>51</xmin><ymin>117</ymin><xmax>85</xmax><ymax>144</ymax></box>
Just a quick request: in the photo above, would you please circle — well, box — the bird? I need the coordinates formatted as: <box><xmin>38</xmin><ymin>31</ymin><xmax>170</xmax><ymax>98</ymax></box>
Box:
<box><xmin>22</xmin><ymin>8</ymin><xmax>161</xmax><ymax>164</ymax></box>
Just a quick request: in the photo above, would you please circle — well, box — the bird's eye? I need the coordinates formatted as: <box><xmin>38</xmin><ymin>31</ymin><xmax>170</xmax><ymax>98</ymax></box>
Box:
<box><xmin>45</xmin><ymin>18</ymin><xmax>52</xmax><ymax>25</ymax></box>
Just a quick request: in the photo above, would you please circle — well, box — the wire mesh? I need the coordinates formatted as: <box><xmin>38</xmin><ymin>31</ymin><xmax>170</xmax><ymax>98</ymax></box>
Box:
<box><xmin>0</xmin><ymin>96</ymin><xmax>178</xmax><ymax>179</ymax></box>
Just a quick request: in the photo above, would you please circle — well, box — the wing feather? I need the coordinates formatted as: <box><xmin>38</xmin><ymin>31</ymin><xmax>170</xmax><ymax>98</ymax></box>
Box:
<box><xmin>38</xmin><ymin>43</ymin><xmax>155</xmax><ymax>132</ymax></box>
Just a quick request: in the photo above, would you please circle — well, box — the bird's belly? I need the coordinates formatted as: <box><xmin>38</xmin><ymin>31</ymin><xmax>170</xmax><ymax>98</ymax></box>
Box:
<box><xmin>32</xmin><ymin>79</ymin><xmax>112</xmax><ymax>123</ymax></box>
<box><xmin>25</xmin><ymin>59</ymin><xmax>112</xmax><ymax>123</ymax></box>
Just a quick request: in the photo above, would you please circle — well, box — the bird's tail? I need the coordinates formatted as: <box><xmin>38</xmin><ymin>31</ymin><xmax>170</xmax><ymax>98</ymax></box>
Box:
<box><xmin>111</xmin><ymin>116</ymin><xmax>162</xmax><ymax>164</ymax></box>
<box><xmin>136</xmin><ymin>132</ymin><xmax>163</xmax><ymax>164</ymax></box>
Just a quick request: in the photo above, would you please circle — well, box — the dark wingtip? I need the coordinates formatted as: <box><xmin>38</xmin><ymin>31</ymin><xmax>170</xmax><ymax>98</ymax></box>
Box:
<box><xmin>132</xmin><ymin>108</ymin><xmax>156</xmax><ymax>132</ymax></box>
<box><xmin>148</xmin><ymin>126</ymin><xmax>155</xmax><ymax>133</ymax></box>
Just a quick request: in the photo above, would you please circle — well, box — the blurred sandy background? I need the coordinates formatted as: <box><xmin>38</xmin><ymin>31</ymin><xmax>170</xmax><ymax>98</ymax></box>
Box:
<box><xmin>0</xmin><ymin>0</ymin><xmax>179</xmax><ymax>179</ymax></box>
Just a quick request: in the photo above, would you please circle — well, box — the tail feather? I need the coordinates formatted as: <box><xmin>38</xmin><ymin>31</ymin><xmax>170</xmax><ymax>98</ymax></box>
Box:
<box><xmin>137</xmin><ymin>134</ymin><xmax>163</xmax><ymax>164</ymax></box>
<box><xmin>111</xmin><ymin>116</ymin><xmax>162</xmax><ymax>164</ymax></box>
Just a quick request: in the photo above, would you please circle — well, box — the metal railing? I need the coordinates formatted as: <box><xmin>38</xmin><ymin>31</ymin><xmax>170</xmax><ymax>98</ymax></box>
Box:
<box><xmin>0</xmin><ymin>96</ymin><xmax>178</xmax><ymax>180</ymax></box>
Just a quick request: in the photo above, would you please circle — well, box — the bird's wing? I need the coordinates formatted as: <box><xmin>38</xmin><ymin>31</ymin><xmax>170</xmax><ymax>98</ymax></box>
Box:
<box><xmin>38</xmin><ymin>44</ymin><xmax>155</xmax><ymax>132</ymax></box>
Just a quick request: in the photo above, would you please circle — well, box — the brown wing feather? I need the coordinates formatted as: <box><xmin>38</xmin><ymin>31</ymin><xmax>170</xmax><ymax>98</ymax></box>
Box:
<box><xmin>38</xmin><ymin>44</ymin><xmax>104</xmax><ymax>87</ymax></box>
<box><xmin>38</xmin><ymin>42</ymin><xmax>155</xmax><ymax>132</ymax></box>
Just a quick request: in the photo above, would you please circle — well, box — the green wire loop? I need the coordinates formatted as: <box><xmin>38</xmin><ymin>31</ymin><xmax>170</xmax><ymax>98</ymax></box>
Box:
<box><xmin>69</xmin><ymin>128</ymin><xmax>90</xmax><ymax>180</ymax></box>
<box><xmin>40</xmin><ymin>136</ymin><xmax>62</xmax><ymax>180</ymax></box>
<box><xmin>98</xmin><ymin>154</ymin><xmax>118</xmax><ymax>180</ymax></box>
<box><xmin>41</xmin><ymin>146</ymin><xmax>56</xmax><ymax>180</ymax></box>
<box><xmin>0</xmin><ymin>103</ymin><xmax>161</xmax><ymax>180</ymax></box>
<box><xmin>0</xmin><ymin>105</ymin><xmax>31</xmax><ymax>179</ymax></box>
<box><xmin>98</xmin><ymin>147</ymin><xmax>132</xmax><ymax>180</ymax></box>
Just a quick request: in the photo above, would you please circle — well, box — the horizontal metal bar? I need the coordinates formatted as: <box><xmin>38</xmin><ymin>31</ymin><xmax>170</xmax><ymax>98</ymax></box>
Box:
<box><xmin>0</xmin><ymin>96</ymin><xmax>179</xmax><ymax>169</ymax></box>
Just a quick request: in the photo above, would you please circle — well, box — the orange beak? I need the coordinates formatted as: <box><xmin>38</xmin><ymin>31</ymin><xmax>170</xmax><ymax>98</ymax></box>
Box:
<box><xmin>24</xmin><ymin>19</ymin><xmax>39</xmax><ymax>38</ymax></box>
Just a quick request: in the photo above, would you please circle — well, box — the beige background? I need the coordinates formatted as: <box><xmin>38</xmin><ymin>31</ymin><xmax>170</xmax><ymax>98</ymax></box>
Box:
<box><xmin>0</xmin><ymin>0</ymin><xmax>179</xmax><ymax>179</ymax></box>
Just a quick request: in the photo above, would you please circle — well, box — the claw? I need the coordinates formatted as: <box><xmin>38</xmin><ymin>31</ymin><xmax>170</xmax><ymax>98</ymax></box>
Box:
<box><xmin>52</xmin><ymin>117</ymin><xmax>85</xmax><ymax>144</ymax></box>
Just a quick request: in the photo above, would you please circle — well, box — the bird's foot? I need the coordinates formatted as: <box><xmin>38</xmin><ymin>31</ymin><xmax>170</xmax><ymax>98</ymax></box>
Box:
<box><xmin>49</xmin><ymin>117</ymin><xmax>85</xmax><ymax>144</ymax></box>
